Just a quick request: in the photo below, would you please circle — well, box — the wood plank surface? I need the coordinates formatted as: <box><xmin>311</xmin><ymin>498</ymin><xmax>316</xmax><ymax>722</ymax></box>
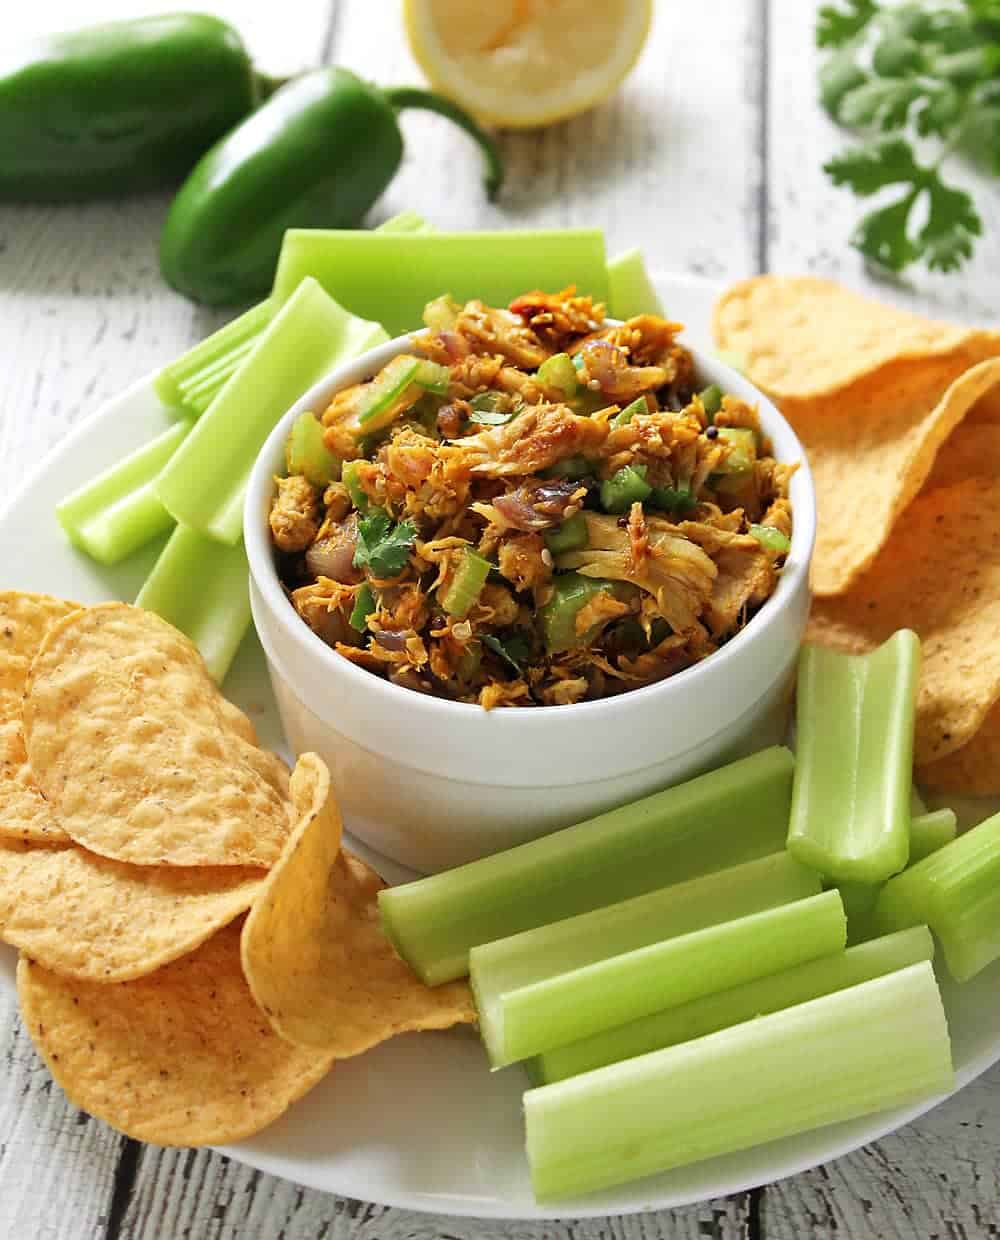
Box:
<box><xmin>1</xmin><ymin>2</ymin><xmax>999</xmax><ymax>1237</ymax></box>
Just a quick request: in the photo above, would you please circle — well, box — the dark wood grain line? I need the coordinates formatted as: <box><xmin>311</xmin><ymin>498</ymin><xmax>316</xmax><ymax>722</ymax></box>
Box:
<box><xmin>320</xmin><ymin>0</ymin><xmax>344</xmax><ymax>65</ymax></box>
<box><xmin>103</xmin><ymin>1138</ymin><xmax>141</xmax><ymax>1240</ymax></box>
<box><xmin>754</xmin><ymin>0</ymin><xmax>771</xmax><ymax>275</ymax></box>
<box><xmin>746</xmin><ymin>1184</ymin><xmax>764</xmax><ymax>1240</ymax></box>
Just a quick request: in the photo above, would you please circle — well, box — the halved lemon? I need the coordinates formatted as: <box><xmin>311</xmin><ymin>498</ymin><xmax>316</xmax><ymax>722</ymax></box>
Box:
<box><xmin>403</xmin><ymin>0</ymin><xmax>654</xmax><ymax>129</ymax></box>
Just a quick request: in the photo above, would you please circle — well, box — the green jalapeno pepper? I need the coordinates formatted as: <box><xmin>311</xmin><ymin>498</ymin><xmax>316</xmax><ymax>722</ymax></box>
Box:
<box><xmin>159</xmin><ymin>67</ymin><xmax>504</xmax><ymax>306</ymax></box>
<box><xmin>0</xmin><ymin>14</ymin><xmax>273</xmax><ymax>201</ymax></box>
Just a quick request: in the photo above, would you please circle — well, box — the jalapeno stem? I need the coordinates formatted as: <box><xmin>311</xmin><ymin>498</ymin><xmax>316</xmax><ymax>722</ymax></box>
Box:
<box><xmin>382</xmin><ymin>86</ymin><xmax>504</xmax><ymax>199</ymax></box>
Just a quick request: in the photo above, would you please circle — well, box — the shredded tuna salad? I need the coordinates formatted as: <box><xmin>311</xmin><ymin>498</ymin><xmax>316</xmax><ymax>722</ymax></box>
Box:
<box><xmin>269</xmin><ymin>288</ymin><xmax>795</xmax><ymax>708</ymax></box>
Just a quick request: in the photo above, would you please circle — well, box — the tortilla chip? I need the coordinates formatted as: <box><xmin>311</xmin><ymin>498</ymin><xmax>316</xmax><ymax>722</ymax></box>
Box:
<box><xmin>0</xmin><ymin>838</ymin><xmax>265</xmax><ymax>982</ymax></box>
<box><xmin>18</xmin><ymin>920</ymin><xmax>333</xmax><ymax>1146</ymax></box>
<box><xmin>799</xmin><ymin>357</ymin><xmax>1000</xmax><ymax>596</ymax></box>
<box><xmin>712</xmin><ymin>275</ymin><xmax>998</xmax><ymax>401</ymax></box>
<box><xmin>917</xmin><ymin>700</ymin><xmax>1000</xmax><ymax>796</ymax></box>
<box><xmin>24</xmin><ymin>603</ymin><xmax>290</xmax><ymax>867</ymax></box>
<box><xmin>0</xmin><ymin>591</ymin><xmax>77</xmax><ymax>844</ymax></box>
<box><xmin>241</xmin><ymin>753</ymin><xmax>475</xmax><ymax>1057</ymax></box>
<box><xmin>808</xmin><ymin>478</ymin><xmax>1000</xmax><ymax>767</ymax></box>
<box><xmin>923</xmin><ymin>420</ymin><xmax>1000</xmax><ymax>495</ymax></box>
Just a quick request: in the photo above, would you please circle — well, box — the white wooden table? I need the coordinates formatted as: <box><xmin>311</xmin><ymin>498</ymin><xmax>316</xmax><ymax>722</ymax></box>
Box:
<box><xmin>2</xmin><ymin>2</ymin><xmax>998</xmax><ymax>1236</ymax></box>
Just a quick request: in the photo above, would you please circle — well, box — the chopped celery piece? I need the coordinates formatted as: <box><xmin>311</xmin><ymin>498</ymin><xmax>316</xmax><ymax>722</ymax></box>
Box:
<box><xmin>135</xmin><ymin>524</ymin><xmax>250</xmax><ymax>683</ymax></box>
<box><xmin>538</xmin><ymin>573</ymin><xmax>620</xmax><ymax>653</ymax></box>
<box><xmin>544</xmin><ymin>513</ymin><xmax>588</xmax><ymax>555</ymax></box>
<box><xmin>439</xmin><ymin>548</ymin><xmax>491</xmax><ymax>619</ymax></box>
<box><xmin>529</xmin><ymin>925</ymin><xmax>934</xmax><ymax>1084</ymax></box>
<box><xmin>524</xmin><ymin>962</ymin><xmax>954</xmax><ymax>1200</ymax></box>
<box><xmin>56</xmin><ymin>420</ymin><xmax>191</xmax><ymax>566</ymax></box>
<box><xmin>414</xmin><ymin>359</ymin><xmax>451</xmax><ymax>396</ymax></box>
<box><xmin>699</xmin><ymin>383</ymin><xmax>723</xmax><ymax>418</ymax></box>
<box><xmin>154</xmin><ymin>299</ymin><xmax>276</xmax><ymax>413</ymax></box>
<box><xmin>649</xmin><ymin>484</ymin><xmax>696</xmax><ymax>515</ymax></box>
<box><xmin>835</xmin><ymin>880</ymin><xmax>882</xmax><ymax>945</ymax></box>
<box><xmin>349</xmin><ymin>583</ymin><xmax>376</xmax><ymax>633</ymax></box>
<box><xmin>910</xmin><ymin>808</ymin><xmax>957</xmax><ymax>863</ymax></box>
<box><xmin>876</xmin><ymin>810</ymin><xmax>1000</xmax><ymax>981</ymax></box>
<box><xmin>378</xmin><ymin>747</ymin><xmax>796</xmax><ymax>984</ymax></box>
<box><xmin>611</xmin><ymin>396</ymin><xmax>648</xmax><ymax>428</ymax></box>
<box><xmin>341</xmin><ymin>460</ymin><xmax>369</xmax><ymax>512</ymax></box>
<box><xmin>606</xmin><ymin>247</ymin><xmax>664</xmax><ymax>318</ymax></box>
<box><xmin>716</xmin><ymin>426</ymin><xmax>757</xmax><ymax>475</ymax></box>
<box><xmin>358</xmin><ymin>356</ymin><xmax>421</xmax><ymax>427</ymax></box>
<box><xmin>156</xmin><ymin>278</ymin><xmax>388</xmax><ymax>546</ymax></box>
<box><xmin>423</xmin><ymin>293</ymin><xmax>461</xmax><ymax>332</ymax></box>
<box><xmin>272</xmin><ymin>230</ymin><xmax>609</xmax><ymax>337</ymax></box>
<box><xmin>536</xmin><ymin>353</ymin><xmax>578</xmax><ymax>398</ymax></box>
<box><xmin>789</xmin><ymin>633</ymin><xmax>919</xmax><ymax>883</ymax></box>
<box><xmin>286</xmin><ymin>412</ymin><xmax>340</xmax><ymax>487</ymax></box>
<box><xmin>376</xmin><ymin>210</ymin><xmax>433</xmax><ymax>234</ymax></box>
<box><xmin>600</xmin><ymin>464</ymin><xmax>651</xmax><ymax>513</ymax></box>
<box><xmin>175</xmin><ymin>338</ymin><xmax>257</xmax><ymax>414</ymax></box>
<box><xmin>477</xmin><ymin>891</ymin><xmax>846</xmax><ymax>1067</ymax></box>
<box><xmin>541</xmin><ymin>454</ymin><xmax>592</xmax><ymax>480</ymax></box>
<box><xmin>749</xmin><ymin>523</ymin><xmax>791</xmax><ymax>554</ymax></box>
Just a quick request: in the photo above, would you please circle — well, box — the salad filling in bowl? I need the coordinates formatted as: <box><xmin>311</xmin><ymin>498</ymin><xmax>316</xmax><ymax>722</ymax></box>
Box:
<box><xmin>268</xmin><ymin>288</ymin><xmax>794</xmax><ymax>708</ymax></box>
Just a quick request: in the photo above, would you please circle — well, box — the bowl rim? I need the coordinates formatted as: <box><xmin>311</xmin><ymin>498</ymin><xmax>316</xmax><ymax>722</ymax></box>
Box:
<box><xmin>244</xmin><ymin>328</ymin><xmax>816</xmax><ymax>732</ymax></box>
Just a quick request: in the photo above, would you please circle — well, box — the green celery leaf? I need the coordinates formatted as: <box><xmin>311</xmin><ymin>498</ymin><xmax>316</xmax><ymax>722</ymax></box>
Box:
<box><xmin>353</xmin><ymin>511</ymin><xmax>417</xmax><ymax>578</ymax></box>
<box><xmin>851</xmin><ymin>192</ymin><xmax>921</xmax><ymax>270</ymax></box>
<box><xmin>824</xmin><ymin>137</ymin><xmax>925</xmax><ymax>195</ymax></box>
<box><xmin>871</xmin><ymin>33</ymin><xmax>925</xmax><ymax>76</ymax></box>
<box><xmin>916</xmin><ymin>82</ymin><xmax>964</xmax><ymax>135</ymax></box>
<box><xmin>919</xmin><ymin>176</ymin><xmax>982</xmax><ymax>272</ymax></box>
<box><xmin>819</xmin><ymin>51</ymin><xmax>869</xmax><ymax>117</ymax></box>
<box><xmin>817</xmin><ymin>0</ymin><xmax>879</xmax><ymax>47</ymax></box>
<box><xmin>961</xmin><ymin>97</ymin><xmax>1000</xmax><ymax>173</ymax></box>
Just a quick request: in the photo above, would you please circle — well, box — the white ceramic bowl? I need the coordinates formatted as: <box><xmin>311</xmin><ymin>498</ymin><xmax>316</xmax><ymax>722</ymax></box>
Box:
<box><xmin>245</xmin><ymin>335</ymin><xmax>816</xmax><ymax>873</ymax></box>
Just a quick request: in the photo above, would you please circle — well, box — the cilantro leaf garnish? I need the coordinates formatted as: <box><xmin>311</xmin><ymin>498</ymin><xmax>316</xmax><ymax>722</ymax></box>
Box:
<box><xmin>352</xmin><ymin>510</ymin><xmax>418</xmax><ymax>579</ymax></box>
<box><xmin>482</xmin><ymin>633</ymin><xmax>529</xmax><ymax>675</ymax></box>
<box><xmin>817</xmin><ymin>1</ymin><xmax>997</xmax><ymax>273</ymax></box>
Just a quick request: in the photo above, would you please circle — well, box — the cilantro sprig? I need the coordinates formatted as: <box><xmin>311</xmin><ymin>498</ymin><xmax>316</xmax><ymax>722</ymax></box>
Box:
<box><xmin>352</xmin><ymin>510</ymin><xmax>418</xmax><ymax>579</ymax></box>
<box><xmin>818</xmin><ymin>0</ymin><xmax>1000</xmax><ymax>273</ymax></box>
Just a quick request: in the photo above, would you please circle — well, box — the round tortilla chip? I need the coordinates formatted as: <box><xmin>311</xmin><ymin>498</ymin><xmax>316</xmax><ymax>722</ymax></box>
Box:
<box><xmin>799</xmin><ymin>356</ymin><xmax>1000</xmax><ymax>597</ymax></box>
<box><xmin>241</xmin><ymin>753</ymin><xmax>475</xmax><ymax>1058</ymax></box>
<box><xmin>712</xmin><ymin>275</ymin><xmax>997</xmax><ymax>402</ymax></box>
<box><xmin>917</xmin><ymin>700</ymin><xmax>1000</xmax><ymax>796</ymax></box>
<box><xmin>17</xmin><ymin>920</ymin><xmax>334</xmax><ymax>1146</ymax></box>
<box><xmin>807</xmin><ymin>478</ymin><xmax>1000</xmax><ymax>768</ymax></box>
<box><xmin>0</xmin><ymin>591</ymin><xmax>78</xmax><ymax>844</ymax></box>
<box><xmin>24</xmin><ymin>603</ymin><xmax>290</xmax><ymax>867</ymax></box>
<box><xmin>0</xmin><ymin>838</ymin><xmax>265</xmax><ymax>982</ymax></box>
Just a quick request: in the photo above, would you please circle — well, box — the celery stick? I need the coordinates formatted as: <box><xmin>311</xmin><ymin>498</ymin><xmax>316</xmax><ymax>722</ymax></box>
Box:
<box><xmin>478</xmin><ymin>891</ymin><xmax>846</xmax><ymax>1067</ymax></box>
<box><xmin>835</xmin><ymin>880</ymin><xmax>882</xmax><ymax>945</ymax></box>
<box><xmin>154</xmin><ymin>299</ymin><xmax>276</xmax><ymax>413</ymax></box>
<box><xmin>909</xmin><ymin>808</ymin><xmax>957</xmax><ymax>863</ymax></box>
<box><xmin>271</xmin><ymin>230</ymin><xmax>610</xmax><ymax>337</ymax></box>
<box><xmin>524</xmin><ymin>961</ymin><xmax>953</xmax><ymax>1200</ymax></box>
<box><xmin>156</xmin><ymin>278</ymin><xmax>388</xmax><ymax>546</ymax></box>
<box><xmin>607</xmin><ymin>248</ymin><xmax>664</xmax><ymax>318</ymax></box>
<box><xmin>135</xmin><ymin>524</ymin><xmax>250</xmax><ymax>684</ymax></box>
<box><xmin>911</xmin><ymin>786</ymin><xmax>928</xmax><ymax>816</ymax></box>
<box><xmin>529</xmin><ymin>925</ymin><xmax>934</xmax><ymax>1084</ymax></box>
<box><xmin>470</xmin><ymin>852</ymin><xmax>819</xmax><ymax>1036</ymax></box>
<box><xmin>788</xmin><ymin>632</ymin><xmax>920</xmax><ymax>883</ymax></box>
<box><xmin>378</xmin><ymin>746</ymin><xmax>795</xmax><ymax>985</ymax></box>
<box><xmin>55</xmin><ymin>420</ymin><xmax>191</xmax><ymax>566</ymax></box>
<box><xmin>376</xmin><ymin>210</ymin><xmax>434</xmax><ymax>234</ymax></box>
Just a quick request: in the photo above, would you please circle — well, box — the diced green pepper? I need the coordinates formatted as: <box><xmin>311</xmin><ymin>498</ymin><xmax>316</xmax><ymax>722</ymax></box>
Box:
<box><xmin>349</xmin><ymin>582</ymin><xmax>375</xmax><ymax>632</ymax></box>
<box><xmin>536</xmin><ymin>352</ymin><xmax>578</xmax><ymax>398</ymax></box>
<box><xmin>750</xmin><ymin>523</ymin><xmax>792</xmax><ymax>554</ymax></box>
<box><xmin>544</xmin><ymin>512</ymin><xmax>588</xmax><ymax>555</ymax></box>
<box><xmin>540</xmin><ymin>573</ymin><xmax>622</xmax><ymax>654</ymax></box>
<box><xmin>357</xmin><ymin>355</ymin><xmax>420</xmax><ymax>427</ymax></box>
<box><xmin>612</xmin><ymin>396</ymin><xmax>648</xmax><ymax>428</ymax></box>
<box><xmin>439</xmin><ymin>548</ymin><xmax>491</xmax><ymax>619</ymax></box>
<box><xmin>341</xmin><ymin>459</ymin><xmax>369</xmax><ymax>512</ymax></box>
<box><xmin>716</xmin><ymin>426</ymin><xmax>757</xmax><ymax>475</ymax></box>
<box><xmin>542</xmin><ymin>454</ymin><xmax>592</xmax><ymax>480</ymax></box>
<box><xmin>286</xmin><ymin>411</ymin><xmax>341</xmax><ymax>486</ymax></box>
<box><xmin>699</xmin><ymin>383</ymin><xmax>723</xmax><ymax>418</ymax></box>
<box><xmin>600</xmin><ymin>464</ymin><xmax>652</xmax><ymax>513</ymax></box>
<box><xmin>414</xmin><ymin>359</ymin><xmax>451</xmax><ymax>396</ymax></box>
<box><xmin>649</xmin><ymin>484</ymin><xmax>697</xmax><ymax>516</ymax></box>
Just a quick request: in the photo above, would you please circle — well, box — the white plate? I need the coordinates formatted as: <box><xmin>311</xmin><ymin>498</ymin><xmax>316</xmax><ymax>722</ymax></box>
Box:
<box><xmin>1</xmin><ymin>274</ymin><xmax>998</xmax><ymax>1219</ymax></box>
